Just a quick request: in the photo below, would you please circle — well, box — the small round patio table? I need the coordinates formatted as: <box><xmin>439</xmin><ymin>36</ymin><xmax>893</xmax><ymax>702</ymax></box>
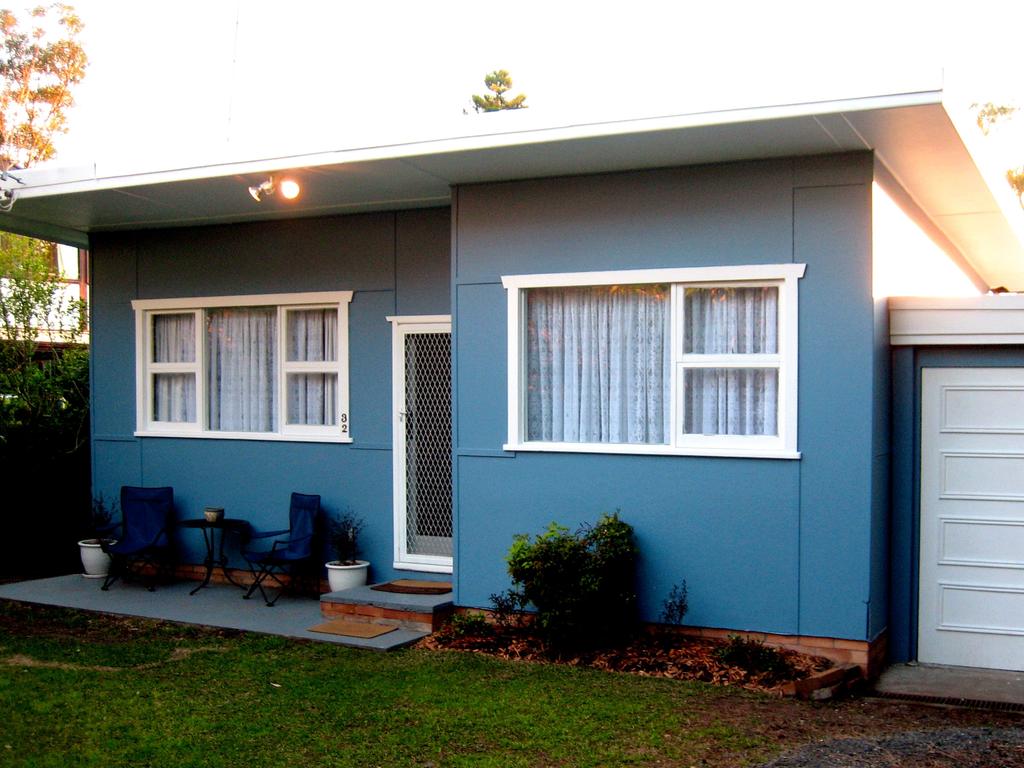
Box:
<box><xmin>179</xmin><ymin>517</ymin><xmax>251</xmax><ymax>595</ymax></box>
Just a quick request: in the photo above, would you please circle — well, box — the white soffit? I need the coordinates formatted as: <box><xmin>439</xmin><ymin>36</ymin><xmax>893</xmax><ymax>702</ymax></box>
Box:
<box><xmin>1</xmin><ymin>87</ymin><xmax>1022</xmax><ymax>289</ymax></box>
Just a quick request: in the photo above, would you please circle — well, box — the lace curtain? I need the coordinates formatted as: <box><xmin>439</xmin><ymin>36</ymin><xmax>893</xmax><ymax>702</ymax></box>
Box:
<box><xmin>207</xmin><ymin>308</ymin><xmax>277</xmax><ymax>432</ymax></box>
<box><xmin>152</xmin><ymin>314</ymin><xmax>196</xmax><ymax>422</ymax></box>
<box><xmin>286</xmin><ymin>309</ymin><xmax>337</xmax><ymax>426</ymax></box>
<box><xmin>683</xmin><ymin>286</ymin><xmax>778</xmax><ymax>436</ymax></box>
<box><xmin>526</xmin><ymin>285</ymin><xmax>670</xmax><ymax>444</ymax></box>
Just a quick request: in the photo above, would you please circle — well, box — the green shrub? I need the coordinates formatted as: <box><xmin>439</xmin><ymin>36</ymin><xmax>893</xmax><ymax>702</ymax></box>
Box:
<box><xmin>438</xmin><ymin>612</ymin><xmax>493</xmax><ymax>642</ymax></box>
<box><xmin>659</xmin><ymin>581</ymin><xmax>689</xmax><ymax>627</ymax></box>
<box><xmin>489</xmin><ymin>589</ymin><xmax>528</xmax><ymax>630</ymax></box>
<box><xmin>715</xmin><ymin>635</ymin><xmax>795</xmax><ymax>683</ymax></box>
<box><xmin>506</xmin><ymin>512</ymin><xmax>638</xmax><ymax>652</ymax></box>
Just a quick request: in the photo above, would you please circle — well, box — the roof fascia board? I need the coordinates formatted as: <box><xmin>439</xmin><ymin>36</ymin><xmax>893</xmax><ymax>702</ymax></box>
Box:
<box><xmin>14</xmin><ymin>89</ymin><xmax>945</xmax><ymax>201</ymax></box>
<box><xmin>0</xmin><ymin>215</ymin><xmax>89</xmax><ymax>247</ymax></box>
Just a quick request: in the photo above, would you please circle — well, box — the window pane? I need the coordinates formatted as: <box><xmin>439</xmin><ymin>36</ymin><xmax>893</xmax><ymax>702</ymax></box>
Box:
<box><xmin>526</xmin><ymin>284</ymin><xmax>670</xmax><ymax>444</ymax></box>
<box><xmin>684</xmin><ymin>287</ymin><xmax>778</xmax><ymax>354</ymax></box>
<box><xmin>153</xmin><ymin>314</ymin><xmax>195</xmax><ymax>363</ymax></box>
<box><xmin>207</xmin><ymin>308</ymin><xmax>277</xmax><ymax>432</ymax></box>
<box><xmin>287</xmin><ymin>309</ymin><xmax>337</xmax><ymax>362</ymax></box>
<box><xmin>683</xmin><ymin>368</ymin><xmax>778</xmax><ymax>436</ymax></box>
<box><xmin>286</xmin><ymin>373</ymin><xmax>337</xmax><ymax>426</ymax></box>
<box><xmin>153</xmin><ymin>373</ymin><xmax>196</xmax><ymax>423</ymax></box>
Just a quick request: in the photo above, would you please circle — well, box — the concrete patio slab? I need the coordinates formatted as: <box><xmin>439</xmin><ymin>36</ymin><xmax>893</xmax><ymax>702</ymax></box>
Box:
<box><xmin>0</xmin><ymin>574</ymin><xmax>427</xmax><ymax>651</ymax></box>
<box><xmin>874</xmin><ymin>663</ymin><xmax>1024</xmax><ymax>708</ymax></box>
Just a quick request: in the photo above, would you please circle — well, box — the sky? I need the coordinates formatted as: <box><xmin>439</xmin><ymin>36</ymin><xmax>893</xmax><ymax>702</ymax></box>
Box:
<box><xmin>26</xmin><ymin>0</ymin><xmax>1024</xmax><ymax>295</ymax></box>
<box><xmin>49</xmin><ymin>0</ymin><xmax>1024</xmax><ymax>166</ymax></box>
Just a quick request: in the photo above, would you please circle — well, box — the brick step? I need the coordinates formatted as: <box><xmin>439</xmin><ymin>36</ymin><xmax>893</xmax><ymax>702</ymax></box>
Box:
<box><xmin>320</xmin><ymin>584</ymin><xmax>454</xmax><ymax>633</ymax></box>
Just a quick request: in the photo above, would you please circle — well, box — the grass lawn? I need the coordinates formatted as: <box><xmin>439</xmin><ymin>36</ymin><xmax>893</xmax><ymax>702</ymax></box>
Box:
<box><xmin>1</xmin><ymin>600</ymin><xmax>1019</xmax><ymax>767</ymax></box>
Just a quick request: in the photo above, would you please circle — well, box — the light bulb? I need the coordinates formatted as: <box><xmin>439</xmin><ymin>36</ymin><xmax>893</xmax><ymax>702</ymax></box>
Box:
<box><xmin>280</xmin><ymin>179</ymin><xmax>300</xmax><ymax>200</ymax></box>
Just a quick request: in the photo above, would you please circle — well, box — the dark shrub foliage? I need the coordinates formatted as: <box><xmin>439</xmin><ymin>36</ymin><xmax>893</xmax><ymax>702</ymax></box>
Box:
<box><xmin>659</xmin><ymin>581</ymin><xmax>689</xmax><ymax>627</ymax></box>
<box><xmin>715</xmin><ymin>635</ymin><xmax>796</xmax><ymax>683</ymax></box>
<box><xmin>436</xmin><ymin>612</ymin><xmax>493</xmax><ymax>643</ymax></box>
<box><xmin>505</xmin><ymin>512</ymin><xmax>638</xmax><ymax>652</ymax></box>
<box><xmin>489</xmin><ymin>589</ymin><xmax>528</xmax><ymax>630</ymax></box>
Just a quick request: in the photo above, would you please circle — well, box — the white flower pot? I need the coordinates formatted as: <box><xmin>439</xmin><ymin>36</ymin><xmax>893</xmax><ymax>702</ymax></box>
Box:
<box><xmin>78</xmin><ymin>539</ymin><xmax>116</xmax><ymax>578</ymax></box>
<box><xmin>326</xmin><ymin>560</ymin><xmax>369</xmax><ymax>592</ymax></box>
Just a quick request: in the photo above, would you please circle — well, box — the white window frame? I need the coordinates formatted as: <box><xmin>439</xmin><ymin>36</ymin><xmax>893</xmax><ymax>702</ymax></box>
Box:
<box><xmin>501</xmin><ymin>264</ymin><xmax>805</xmax><ymax>460</ymax></box>
<box><xmin>133</xmin><ymin>291</ymin><xmax>353</xmax><ymax>443</ymax></box>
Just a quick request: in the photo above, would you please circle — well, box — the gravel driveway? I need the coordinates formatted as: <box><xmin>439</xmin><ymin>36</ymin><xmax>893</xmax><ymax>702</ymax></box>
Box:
<box><xmin>759</xmin><ymin>726</ymin><xmax>1024</xmax><ymax>767</ymax></box>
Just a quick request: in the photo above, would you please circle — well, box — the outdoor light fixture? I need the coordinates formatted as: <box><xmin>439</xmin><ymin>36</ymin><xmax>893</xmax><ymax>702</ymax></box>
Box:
<box><xmin>0</xmin><ymin>168</ymin><xmax>23</xmax><ymax>212</ymax></box>
<box><xmin>248</xmin><ymin>176</ymin><xmax>301</xmax><ymax>202</ymax></box>
<box><xmin>279</xmin><ymin>179</ymin><xmax>300</xmax><ymax>200</ymax></box>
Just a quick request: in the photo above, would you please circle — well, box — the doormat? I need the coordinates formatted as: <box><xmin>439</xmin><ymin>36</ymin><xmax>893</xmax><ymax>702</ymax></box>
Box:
<box><xmin>371</xmin><ymin>579</ymin><xmax>452</xmax><ymax>595</ymax></box>
<box><xmin>308</xmin><ymin>618</ymin><xmax>398</xmax><ymax>639</ymax></box>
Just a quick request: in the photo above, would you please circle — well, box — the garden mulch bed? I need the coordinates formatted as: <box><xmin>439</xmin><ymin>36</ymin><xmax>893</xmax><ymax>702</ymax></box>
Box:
<box><xmin>419</xmin><ymin>624</ymin><xmax>833</xmax><ymax>693</ymax></box>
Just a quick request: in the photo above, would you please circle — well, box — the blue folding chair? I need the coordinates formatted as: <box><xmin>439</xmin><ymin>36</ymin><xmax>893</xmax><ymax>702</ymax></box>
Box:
<box><xmin>242</xmin><ymin>492</ymin><xmax>321</xmax><ymax>606</ymax></box>
<box><xmin>101</xmin><ymin>486</ymin><xmax>176</xmax><ymax>591</ymax></box>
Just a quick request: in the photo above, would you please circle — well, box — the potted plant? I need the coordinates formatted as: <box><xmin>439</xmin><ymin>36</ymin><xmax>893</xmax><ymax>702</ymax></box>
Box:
<box><xmin>325</xmin><ymin>510</ymin><xmax>369</xmax><ymax>591</ymax></box>
<box><xmin>78</xmin><ymin>495</ymin><xmax>119</xmax><ymax>578</ymax></box>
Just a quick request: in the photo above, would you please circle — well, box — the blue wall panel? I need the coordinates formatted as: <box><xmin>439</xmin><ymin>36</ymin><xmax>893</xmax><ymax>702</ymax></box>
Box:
<box><xmin>397</xmin><ymin>207</ymin><xmax>451</xmax><ymax>316</ymax></box>
<box><xmin>453</xmin><ymin>155</ymin><xmax>881</xmax><ymax>638</ymax></box>
<box><xmin>90</xmin><ymin>209</ymin><xmax>451</xmax><ymax>583</ymax></box>
<box><xmin>454</xmin><ymin>283</ymin><xmax>508</xmax><ymax>450</ymax></box>
<box><xmin>457</xmin><ymin>453</ymin><xmax>800</xmax><ymax>631</ymax></box>
<box><xmin>794</xmin><ymin>182</ymin><xmax>874</xmax><ymax>639</ymax></box>
<box><xmin>454</xmin><ymin>161</ymin><xmax>794</xmax><ymax>284</ymax></box>
<box><xmin>136</xmin><ymin>215</ymin><xmax>395</xmax><ymax>298</ymax></box>
<box><xmin>89</xmin><ymin>239</ymin><xmax>138</xmax><ymax>438</ymax></box>
<box><xmin>349</xmin><ymin>290</ymin><xmax>397</xmax><ymax>448</ymax></box>
<box><xmin>869</xmin><ymin>294</ymin><xmax>892</xmax><ymax>640</ymax></box>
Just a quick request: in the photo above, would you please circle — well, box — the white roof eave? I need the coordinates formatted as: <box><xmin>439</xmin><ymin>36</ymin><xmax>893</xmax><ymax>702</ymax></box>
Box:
<box><xmin>3</xmin><ymin>86</ymin><xmax>1023</xmax><ymax>289</ymax></box>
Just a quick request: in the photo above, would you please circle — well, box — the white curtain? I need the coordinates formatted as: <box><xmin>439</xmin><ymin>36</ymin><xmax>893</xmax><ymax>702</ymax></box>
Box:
<box><xmin>207</xmin><ymin>308</ymin><xmax>277</xmax><ymax>432</ymax></box>
<box><xmin>526</xmin><ymin>285</ymin><xmax>670</xmax><ymax>444</ymax></box>
<box><xmin>286</xmin><ymin>309</ymin><xmax>337</xmax><ymax>425</ymax></box>
<box><xmin>683</xmin><ymin>287</ymin><xmax>778</xmax><ymax>436</ymax></box>
<box><xmin>152</xmin><ymin>314</ymin><xmax>196</xmax><ymax>422</ymax></box>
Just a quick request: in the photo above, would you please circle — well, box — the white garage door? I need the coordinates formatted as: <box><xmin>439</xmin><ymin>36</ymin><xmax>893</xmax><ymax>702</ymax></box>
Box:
<box><xmin>920</xmin><ymin>368</ymin><xmax>1024</xmax><ymax>670</ymax></box>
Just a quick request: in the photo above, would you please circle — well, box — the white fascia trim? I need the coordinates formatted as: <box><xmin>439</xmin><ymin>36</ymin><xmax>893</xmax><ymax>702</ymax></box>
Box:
<box><xmin>501</xmin><ymin>263</ymin><xmax>806</xmax><ymax>289</ymax></box>
<box><xmin>18</xmin><ymin>90</ymin><xmax>942</xmax><ymax>199</ymax></box>
<box><xmin>132</xmin><ymin>290</ymin><xmax>353</xmax><ymax>311</ymax></box>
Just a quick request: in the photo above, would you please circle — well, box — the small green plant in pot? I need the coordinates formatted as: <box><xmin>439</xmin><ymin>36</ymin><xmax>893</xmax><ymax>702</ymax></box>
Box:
<box><xmin>325</xmin><ymin>510</ymin><xmax>369</xmax><ymax>592</ymax></box>
<box><xmin>78</xmin><ymin>495</ymin><xmax>120</xmax><ymax>578</ymax></box>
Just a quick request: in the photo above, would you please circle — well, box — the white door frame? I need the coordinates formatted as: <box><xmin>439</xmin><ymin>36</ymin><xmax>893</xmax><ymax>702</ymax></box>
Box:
<box><xmin>387</xmin><ymin>315</ymin><xmax>453</xmax><ymax>573</ymax></box>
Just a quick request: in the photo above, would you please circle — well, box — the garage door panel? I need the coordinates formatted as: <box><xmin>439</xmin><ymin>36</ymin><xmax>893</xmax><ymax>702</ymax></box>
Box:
<box><xmin>940</xmin><ymin>518</ymin><xmax>1024</xmax><ymax>569</ymax></box>
<box><xmin>921</xmin><ymin>368</ymin><xmax>1024</xmax><ymax>671</ymax></box>
<box><xmin>942</xmin><ymin>385</ymin><xmax>1024</xmax><ymax>432</ymax></box>
<box><xmin>942</xmin><ymin>452</ymin><xmax>1024</xmax><ymax>500</ymax></box>
<box><xmin>939</xmin><ymin>583</ymin><xmax>1024</xmax><ymax>636</ymax></box>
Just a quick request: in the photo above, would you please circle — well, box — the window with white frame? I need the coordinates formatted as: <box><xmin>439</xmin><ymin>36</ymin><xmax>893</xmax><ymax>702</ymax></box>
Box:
<box><xmin>502</xmin><ymin>265</ymin><xmax>804</xmax><ymax>458</ymax></box>
<box><xmin>133</xmin><ymin>291</ymin><xmax>352</xmax><ymax>442</ymax></box>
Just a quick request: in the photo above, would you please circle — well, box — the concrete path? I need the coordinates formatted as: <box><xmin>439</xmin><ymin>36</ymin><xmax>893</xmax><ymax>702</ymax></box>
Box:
<box><xmin>874</xmin><ymin>663</ymin><xmax>1024</xmax><ymax>707</ymax></box>
<box><xmin>0</xmin><ymin>574</ymin><xmax>426</xmax><ymax>650</ymax></box>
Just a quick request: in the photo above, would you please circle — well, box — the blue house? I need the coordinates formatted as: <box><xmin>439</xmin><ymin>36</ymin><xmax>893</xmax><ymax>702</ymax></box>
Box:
<box><xmin>4</xmin><ymin>80</ymin><xmax>1024</xmax><ymax>675</ymax></box>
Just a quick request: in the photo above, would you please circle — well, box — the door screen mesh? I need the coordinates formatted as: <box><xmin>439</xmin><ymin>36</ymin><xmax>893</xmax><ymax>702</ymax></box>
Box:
<box><xmin>404</xmin><ymin>332</ymin><xmax>452</xmax><ymax>557</ymax></box>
